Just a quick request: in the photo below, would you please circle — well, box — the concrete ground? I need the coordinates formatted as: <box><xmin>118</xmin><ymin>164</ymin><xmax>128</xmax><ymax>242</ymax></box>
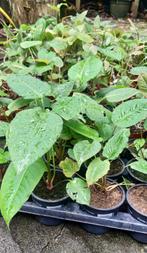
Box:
<box><xmin>0</xmin><ymin>214</ymin><xmax>146</xmax><ymax>253</ymax></box>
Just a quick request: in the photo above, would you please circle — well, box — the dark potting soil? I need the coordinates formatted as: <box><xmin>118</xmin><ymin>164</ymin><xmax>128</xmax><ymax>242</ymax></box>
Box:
<box><xmin>34</xmin><ymin>172</ymin><xmax>67</xmax><ymax>201</ymax></box>
<box><xmin>90</xmin><ymin>182</ymin><xmax>123</xmax><ymax>209</ymax></box>
<box><xmin>129</xmin><ymin>186</ymin><xmax>147</xmax><ymax>215</ymax></box>
<box><xmin>108</xmin><ymin>159</ymin><xmax>123</xmax><ymax>176</ymax></box>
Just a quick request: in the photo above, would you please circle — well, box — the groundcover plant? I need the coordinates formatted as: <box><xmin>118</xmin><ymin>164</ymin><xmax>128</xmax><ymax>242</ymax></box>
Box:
<box><xmin>0</xmin><ymin>12</ymin><xmax>146</xmax><ymax>225</ymax></box>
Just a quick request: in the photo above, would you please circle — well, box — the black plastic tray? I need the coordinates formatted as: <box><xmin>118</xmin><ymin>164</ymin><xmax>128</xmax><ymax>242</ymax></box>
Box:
<box><xmin>20</xmin><ymin>200</ymin><xmax>147</xmax><ymax>244</ymax></box>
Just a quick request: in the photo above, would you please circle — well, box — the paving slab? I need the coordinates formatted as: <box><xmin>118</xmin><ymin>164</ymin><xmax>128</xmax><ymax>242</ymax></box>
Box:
<box><xmin>0</xmin><ymin>214</ymin><xmax>146</xmax><ymax>253</ymax></box>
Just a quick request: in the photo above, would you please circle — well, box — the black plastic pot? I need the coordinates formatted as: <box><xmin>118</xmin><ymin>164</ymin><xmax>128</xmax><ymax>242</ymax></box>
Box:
<box><xmin>32</xmin><ymin>169</ymin><xmax>69</xmax><ymax>225</ymax></box>
<box><xmin>80</xmin><ymin>184</ymin><xmax>125</xmax><ymax>234</ymax></box>
<box><xmin>126</xmin><ymin>159</ymin><xmax>147</xmax><ymax>184</ymax></box>
<box><xmin>127</xmin><ymin>184</ymin><xmax>147</xmax><ymax>224</ymax></box>
<box><xmin>129</xmin><ymin>231</ymin><xmax>147</xmax><ymax>244</ymax></box>
<box><xmin>110</xmin><ymin>0</ymin><xmax>131</xmax><ymax>18</ymax></box>
<box><xmin>107</xmin><ymin>158</ymin><xmax>125</xmax><ymax>182</ymax></box>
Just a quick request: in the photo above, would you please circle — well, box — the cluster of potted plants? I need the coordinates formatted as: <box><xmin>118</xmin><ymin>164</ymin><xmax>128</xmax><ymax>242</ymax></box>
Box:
<box><xmin>0</xmin><ymin>12</ymin><xmax>146</xmax><ymax>235</ymax></box>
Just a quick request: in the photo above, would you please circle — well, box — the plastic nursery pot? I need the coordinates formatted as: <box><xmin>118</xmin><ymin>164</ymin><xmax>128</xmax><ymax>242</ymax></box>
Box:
<box><xmin>80</xmin><ymin>181</ymin><xmax>125</xmax><ymax>235</ymax></box>
<box><xmin>110</xmin><ymin>0</ymin><xmax>131</xmax><ymax>18</ymax></box>
<box><xmin>127</xmin><ymin>184</ymin><xmax>147</xmax><ymax>243</ymax></box>
<box><xmin>32</xmin><ymin>169</ymin><xmax>69</xmax><ymax>226</ymax></box>
<box><xmin>126</xmin><ymin>159</ymin><xmax>147</xmax><ymax>184</ymax></box>
<box><xmin>107</xmin><ymin>158</ymin><xmax>125</xmax><ymax>182</ymax></box>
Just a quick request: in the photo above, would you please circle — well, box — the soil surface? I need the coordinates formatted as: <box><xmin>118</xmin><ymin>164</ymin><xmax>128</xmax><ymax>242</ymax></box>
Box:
<box><xmin>128</xmin><ymin>185</ymin><xmax>147</xmax><ymax>215</ymax></box>
<box><xmin>33</xmin><ymin>171</ymin><xmax>67</xmax><ymax>201</ymax></box>
<box><xmin>90</xmin><ymin>182</ymin><xmax>123</xmax><ymax>209</ymax></box>
<box><xmin>108</xmin><ymin>159</ymin><xmax>123</xmax><ymax>176</ymax></box>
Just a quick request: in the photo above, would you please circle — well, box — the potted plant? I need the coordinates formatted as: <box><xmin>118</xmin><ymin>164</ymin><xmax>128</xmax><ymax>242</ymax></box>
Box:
<box><xmin>110</xmin><ymin>0</ymin><xmax>132</xmax><ymax>18</ymax></box>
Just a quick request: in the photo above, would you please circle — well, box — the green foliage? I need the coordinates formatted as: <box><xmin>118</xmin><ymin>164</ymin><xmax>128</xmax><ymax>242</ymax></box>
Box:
<box><xmin>112</xmin><ymin>99</ymin><xmax>147</xmax><ymax>128</ymax></box>
<box><xmin>86</xmin><ymin>158</ymin><xmax>110</xmax><ymax>186</ymax></box>
<box><xmin>105</xmin><ymin>88</ymin><xmax>140</xmax><ymax>103</ymax></box>
<box><xmin>130</xmin><ymin>159</ymin><xmax>147</xmax><ymax>175</ymax></box>
<box><xmin>66</xmin><ymin>178</ymin><xmax>90</xmax><ymax>205</ymax></box>
<box><xmin>7</xmin><ymin>108</ymin><xmax>63</xmax><ymax>171</ymax></box>
<box><xmin>60</xmin><ymin>158</ymin><xmax>79</xmax><ymax>177</ymax></box>
<box><xmin>73</xmin><ymin>140</ymin><xmax>101</xmax><ymax>167</ymax></box>
<box><xmin>7</xmin><ymin>74</ymin><xmax>51</xmax><ymax>99</ymax></box>
<box><xmin>0</xmin><ymin>159</ymin><xmax>47</xmax><ymax>225</ymax></box>
<box><xmin>103</xmin><ymin>129</ymin><xmax>130</xmax><ymax>160</ymax></box>
<box><xmin>68</xmin><ymin>56</ymin><xmax>103</xmax><ymax>91</ymax></box>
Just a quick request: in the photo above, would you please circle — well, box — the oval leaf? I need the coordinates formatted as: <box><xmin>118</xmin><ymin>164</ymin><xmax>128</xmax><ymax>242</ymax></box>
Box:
<box><xmin>112</xmin><ymin>99</ymin><xmax>147</xmax><ymax>128</ymax></box>
<box><xmin>130</xmin><ymin>159</ymin><xmax>147</xmax><ymax>175</ymax></box>
<box><xmin>59</xmin><ymin>158</ymin><xmax>79</xmax><ymax>178</ymax></box>
<box><xmin>20</xmin><ymin>41</ymin><xmax>42</xmax><ymax>49</ymax></box>
<box><xmin>7</xmin><ymin>108</ymin><xmax>63</xmax><ymax>171</ymax></box>
<box><xmin>102</xmin><ymin>128</ymin><xmax>130</xmax><ymax>160</ymax></box>
<box><xmin>86</xmin><ymin>158</ymin><xmax>110</xmax><ymax>186</ymax></box>
<box><xmin>66</xmin><ymin>178</ymin><xmax>90</xmax><ymax>205</ymax></box>
<box><xmin>106</xmin><ymin>88</ymin><xmax>140</xmax><ymax>103</ymax></box>
<box><xmin>7</xmin><ymin>74</ymin><xmax>51</xmax><ymax>99</ymax></box>
<box><xmin>73</xmin><ymin>140</ymin><xmax>101</xmax><ymax>167</ymax></box>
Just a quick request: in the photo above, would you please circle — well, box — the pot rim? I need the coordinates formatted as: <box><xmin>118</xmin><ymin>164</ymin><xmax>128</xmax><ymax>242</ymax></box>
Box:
<box><xmin>84</xmin><ymin>180</ymin><xmax>126</xmax><ymax>212</ymax></box>
<box><xmin>126</xmin><ymin>184</ymin><xmax>147</xmax><ymax>218</ymax></box>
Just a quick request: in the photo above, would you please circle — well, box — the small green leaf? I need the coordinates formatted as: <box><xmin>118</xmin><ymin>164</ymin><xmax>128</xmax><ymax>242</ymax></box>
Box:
<box><xmin>73</xmin><ymin>140</ymin><xmax>101</xmax><ymax>167</ymax></box>
<box><xmin>66</xmin><ymin>178</ymin><xmax>90</xmax><ymax>205</ymax></box>
<box><xmin>0</xmin><ymin>159</ymin><xmax>47</xmax><ymax>225</ymax></box>
<box><xmin>103</xmin><ymin>129</ymin><xmax>130</xmax><ymax>160</ymax></box>
<box><xmin>0</xmin><ymin>148</ymin><xmax>10</xmax><ymax>164</ymax></box>
<box><xmin>86</xmin><ymin>158</ymin><xmax>110</xmax><ymax>186</ymax></box>
<box><xmin>6</xmin><ymin>98</ymin><xmax>32</xmax><ymax>116</ymax></box>
<box><xmin>59</xmin><ymin>158</ymin><xmax>79</xmax><ymax>177</ymax></box>
<box><xmin>105</xmin><ymin>88</ymin><xmax>140</xmax><ymax>103</ymax></box>
<box><xmin>7</xmin><ymin>74</ymin><xmax>51</xmax><ymax>99</ymax></box>
<box><xmin>130</xmin><ymin>159</ymin><xmax>147</xmax><ymax>174</ymax></box>
<box><xmin>68</xmin><ymin>56</ymin><xmax>103</xmax><ymax>90</ymax></box>
<box><xmin>20</xmin><ymin>41</ymin><xmax>42</xmax><ymax>49</ymax></box>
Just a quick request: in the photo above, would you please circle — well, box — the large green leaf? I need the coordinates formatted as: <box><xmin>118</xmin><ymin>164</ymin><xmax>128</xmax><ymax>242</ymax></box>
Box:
<box><xmin>7</xmin><ymin>108</ymin><xmax>63</xmax><ymax>171</ymax></box>
<box><xmin>59</xmin><ymin>158</ymin><xmax>79</xmax><ymax>177</ymax></box>
<box><xmin>130</xmin><ymin>159</ymin><xmax>147</xmax><ymax>174</ymax></box>
<box><xmin>68</xmin><ymin>56</ymin><xmax>103</xmax><ymax>90</ymax></box>
<box><xmin>64</xmin><ymin>120</ymin><xmax>100</xmax><ymax>141</ymax></box>
<box><xmin>7</xmin><ymin>74</ymin><xmax>51</xmax><ymax>99</ymax></box>
<box><xmin>73</xmin><ymin>140</ymin><xmax>101</xmax><ymax>167</ymax></box>
<box><xmin>86</xmin><ymin>158</ymin><xmax>110</xmax><ymax>186</ymax></box>
<box><xmin>66</xmin><ymin>178</ymin><xmax>90</xmax><ymax>205</ymax></box>
<box><xmin>0</xmin><ymin>159</ymin><xmax>47</xmax><ymax>225</ymax></box>
<box><xmin>112</xmin><ymin>99</ymin><xmax>147</xmax><ymax>128</ymax></box>
<box><xmin>102</xmin><ymin>128</ymin><xmax>130</xmax><ymax>160</ymax></box>
<box><xmin>105</xmin><ymin>88</ymin><xmax>140</xmax><ymax>103</ymax></box>
<box><xmin>0</xmin><ymin>121</ymin><xmax>9</xmax><ymax>137</ymax></box>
